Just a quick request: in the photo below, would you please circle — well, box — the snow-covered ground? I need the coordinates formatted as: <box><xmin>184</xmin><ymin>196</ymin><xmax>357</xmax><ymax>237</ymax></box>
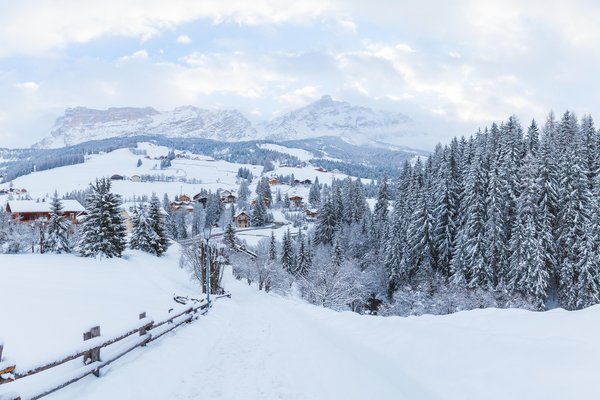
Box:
<box><xmin>2</xmin><ymin>249</ymin><xmax>599</xmax><ymax>400</ymax></box>
<box><xmin>0</xmin><ymin>142</ymin><xmax>360</xmax><ymax>203</ymax></box>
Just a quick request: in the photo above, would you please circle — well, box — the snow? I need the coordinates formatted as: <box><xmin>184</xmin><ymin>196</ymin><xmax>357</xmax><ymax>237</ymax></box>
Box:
<box><xmin>0</xmin><ymin>245</ymin><xmax>198</xmax><ymax>382</ymax></box>
<box><xmin>1</xmin><ymin>144</ymin><xmax>262</xmax><ymax>201</ymax></box>
<box><xmin>258</xmin><ymin>143</ymin><xmax>315</xmax><ymax>162</ymax></box>
<box><xmin>6</xmin><ymin>199</ymin><xmax>85</xmax><ymax>213</ymax></box>
<box><xmin>2</xmin><ymin>251</ymin><xmax>600</xmax><ymax>399</ymax></box>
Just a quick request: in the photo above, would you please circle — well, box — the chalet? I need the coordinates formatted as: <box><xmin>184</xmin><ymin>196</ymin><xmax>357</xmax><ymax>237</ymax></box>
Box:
<box><xmin>110</xmin><ymin>174</ymin><xmax>124</xmax><ymax>181</ymax></box>
<box><xmin>301</xmin><ymin>179</ymin><xmax>312</xmax><ymax>185</ymax></box>
<box><xmin>170</xmin><ymin>200</ymin><xmax>194</xmax><ymax>213</ymax></box>
<box><xmin>222</xmin><ymin>194</ymin><xmax>237</xmax><ymax>204</ymax></box>
<box><xmin>6</xmin><ymin>199</ymin><xmax>85</xmax><ymax>223</ymax></box>
<box><xmin>268</xmin><ymin>177</ymin><xmax>280</xmax><ymax>186</ymax></box>
<box><xmin>193</xmin><ymin>193</ymin><xmax>208</xmax><ymax>206</ymax></box>
<box><xmin>305</xmin><ymin>208</ymin><xmax>318</xmax><ymax>219</ymax></box>
<box><xmin>315</xmin><ymin>167</ymin><xmax>327</xmax><ymax>173</ymax></box>
<box><xmin>234</xmin><ymin>211</ymin><xmax>251</xmax><ymax>228</ymax></box>
<box><xmin>289</xmin><ymin>195</ymin><xmax>304</xmax><ymax>207</ymax></box>
<box><xmin>179</xmin><ymin>194</ymin><xmax>191</xmax><ymax>202</ymax></box>
<box><xmin>131</xmin><ymin>175</ymin><xmax>141</xmax><ymax>182</ymax></box>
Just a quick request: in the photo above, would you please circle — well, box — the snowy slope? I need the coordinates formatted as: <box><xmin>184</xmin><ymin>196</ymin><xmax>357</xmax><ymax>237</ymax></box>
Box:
<box><xmin>2</xmin><ymin>260</ymin><xmax>599</xmax><ymax>400</ymax></box>
<box><xmin>0</xmin><ymin>142</ymin><xmax>361</xmax><ymax>202</ymax></box>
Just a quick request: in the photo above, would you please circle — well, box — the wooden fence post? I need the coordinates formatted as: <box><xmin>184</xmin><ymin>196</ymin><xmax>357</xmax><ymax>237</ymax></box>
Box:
<box><xmin>83</xmin><ymin>326</ymin><xmax>101</xmax><ymax>377</ymax></box>
<box><xmin>139</xmin><ymin>313</ymin><xmax>147</xmax><ymax>347</ymax></box>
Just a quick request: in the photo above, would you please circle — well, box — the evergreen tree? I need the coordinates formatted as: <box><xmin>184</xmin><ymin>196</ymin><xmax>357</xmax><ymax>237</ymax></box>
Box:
<box><xmin>314</xmin><ymin>197</ymin><xmax>337</xmax><ymax>245</ymax></box>
<box><xmin>374</xmin><ymin>175</ymin><xmax>389</xmax><ymax>223</ymax></box>
<box><xmin>281</xmin><ymin>229</ymin><xmax>295</xmax><ymax>274</ymax></box>
<box><xmin>224</xmin><ymin>223</ymin><xmax>236</xmax><ymax>248</ymax></box>
<box><xmin>148</xmin><ymin>194</ymin><xmax>169</xmax><ymax>255</ymax></box>
<box><xmin>252</xmin><ymin>196</ymin><xmax>268</xmax><ymax>226</ymax></box>
<box><xmin>238</xmin><ymin>179</ymin><xmax>250</xmax><ymax>204</ymax></box>
<box><xmin>508</xmin><ymin>153</ymin><xmax>548</xmax><ymax>308</ymax></box>
<box><xmin>308</xmin><ymin>177</ymin><xmax>321</xmax><ymax>206</ymax></box>
<box><xmin>269</xmin><ymin>231</ymin><xmax>277</xmax><ymax>260</ymax></box>
<box><xmin>130</xmin><ymin>205</ymin><xmax>161</xmax><ymax>254</ymax></box>
<box><xmin>44</xmin><ymin>191</ymin><xmax>71</xmax><ymax>254</ymax></box>
<box><xmin>296</xmin><ymin>237</ymin><xmax>311</xmax><ymax>277</ymax></box>
<box><xmin>79</xmin><ymin>178</ymin><xmax>127</xmax><ymax>258</ymax></box>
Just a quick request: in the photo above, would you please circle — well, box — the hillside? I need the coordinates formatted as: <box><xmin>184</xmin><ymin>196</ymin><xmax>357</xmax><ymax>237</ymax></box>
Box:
<box><xmin>1</xmin><ymin>251</ymin><xmax>598</xmax><ymax>400</ymax></box>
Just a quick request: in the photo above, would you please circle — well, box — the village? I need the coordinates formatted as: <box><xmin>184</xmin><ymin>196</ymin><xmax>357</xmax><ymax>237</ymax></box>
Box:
<box><xmin>0</xmin><ymin>143</ymin><xmax>348</xmax><ymax>251</ymax></box>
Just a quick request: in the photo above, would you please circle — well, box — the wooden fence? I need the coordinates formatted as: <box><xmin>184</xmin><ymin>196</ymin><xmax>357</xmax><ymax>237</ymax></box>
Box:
<box><xmin>0</xmin><ymin>293</ymin><xmax>231</xmax><ymax>400</ymax></box>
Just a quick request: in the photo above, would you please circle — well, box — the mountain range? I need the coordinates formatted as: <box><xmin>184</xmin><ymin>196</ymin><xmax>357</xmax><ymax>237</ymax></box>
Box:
<box><xmin>33</xmin><ymin>96</ymin><xmax>418</xmax><ymax>149</ymax></box>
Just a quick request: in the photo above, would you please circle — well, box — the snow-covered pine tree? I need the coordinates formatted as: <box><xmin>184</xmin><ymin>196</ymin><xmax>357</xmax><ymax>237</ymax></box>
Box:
<box><xmin>79</xmin><ymin>178</ymin><xmax>127</xmax><ymax>258</ymax></box>
<box><xmin>508</xmin><ymin>152</ymin><xmax>548</xmax><ymax>308</ymax></box>
<box><xmin>406</xmin><ymin>187</ymin><xmax>436</xmax><ymax>284</ymax></box>
<box><xmin>281</xmin><ymin>229</ymin><xmax>295</xmax><ymax>274</ymax></box>
<box><xmin>129</xmin><ymin>205</ymin><xmax>161</xmax><ymax>254</ymax></box>
<box><xmin>314</xmin><ymin>197</ymin><xmax>337</xmax><ymax>245</ymax></box>
<box><xmin>252</xmin><ymin>195</ymin><xmax>268</xmax><ymax>226</ymax></box>
<box><xmin>296</xmin><ymin>236</ymin><xmax>311</xmax><ymax>277</ymax></box>
<box><xmin>224</xmin><ymin>223</ymin><xmax>236</xmax><ymax>248</ymax></box>
<box><xmin>308</xmin><ymin>177</ymin><xmax>321</xmax><ymax>206</ymax></box>
<box><xmin>373</xmin><ymin>175</ymin><xmax>389</xmax><ymax>223</ymax></box>
<box><xmin>148</xmin><ymin>194</ymin><xmax>169</xmax><ymax>256</ymax></box>
<box><xmin>44</xmin><ymin>191</ymin><xmax>71</xmax><ymax>254</ymax></box>
<box><xmin>269</xmin><ymin>231</ymin><xmax>277</xmax><ymax>260</ymax></box>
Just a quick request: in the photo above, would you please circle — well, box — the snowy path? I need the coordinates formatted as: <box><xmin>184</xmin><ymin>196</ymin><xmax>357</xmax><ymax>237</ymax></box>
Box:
<box><xmin>46</xmin><ymin>273</ymin><xmax>435</xmax><ymax>400</ymax></box>
<box><xmin>4</xmin><ymin>257</ymin><xmax>600</xmax><ymax>400</ymax></box>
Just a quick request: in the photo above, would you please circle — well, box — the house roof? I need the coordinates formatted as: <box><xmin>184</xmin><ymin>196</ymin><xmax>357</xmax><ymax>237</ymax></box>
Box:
<box><xmin>7</xmin><ymin>199</ymin><xmax>85</xmax><ymax>213</ymax></box>
<box><xmin>234</xmin><ymin>211</ymin><xmax>250</xmax><ymax>218</ymax></box>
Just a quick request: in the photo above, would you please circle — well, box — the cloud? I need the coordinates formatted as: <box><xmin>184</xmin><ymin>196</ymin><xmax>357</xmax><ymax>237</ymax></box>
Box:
<box><xmin>119</xmin><ymin>49</ymin><xmax>149</xmax><ymax>62</ymax></box>
<box><xmin>14</xmin><ymin>81</ymin><xmax>40</xmax><ymax>93</ymax></box>
<box><xmin>0</xmin><ymin>0</ymin><xmax>338</xmax><ymax>57</ymax></box>
<box><xmin>278</xmin><ymin>86</ymin><xmax>320</xmax><ymax>107</ymax></box>
<box><xmin>176</xmin><ymin>34</ymin><xmax>192</xmax><ymax>44</ymax></box>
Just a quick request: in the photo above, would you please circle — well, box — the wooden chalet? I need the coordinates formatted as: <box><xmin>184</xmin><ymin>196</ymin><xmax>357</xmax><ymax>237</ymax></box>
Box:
<box><xmin>170</xmin><ymin>201</ymin><xmax>194</xmax><ymax>213</ymax></box>
<box><xmin>6</xmin><ymin>199</ymin><xmax>86</xmax><ymax>223</ymax></box>
<box><xmin>234</xmin><ymin>211</ymin><xmax>251</xmax><ymax>228</ymax></box>
<box><xmin>222</xmin><ymin>194</ymin><xmax>237</xmax><ymax>204</ymax></box>
<box><xmin>193</xmin><ymin>193</ymin><xmax>208</xmax><ymax>207</ymax></box>
<box><xmin>305</xmin><ymin>208</ymin><xmax>319</xmax><ymax>219</ymax></box>
<box><xmin>289</xmin><ymin>195</ymin><xmax>304</xmax><ymax>207</ymax></box>
<box><xmin>268</xmin><ymin>177</ymin><xmax>280</xmax><ymax>186</ymax></box>
<box><xmin>179</xmin><ymin>194</ymin><xmax>191</xmax><ymax>202</ymax></box>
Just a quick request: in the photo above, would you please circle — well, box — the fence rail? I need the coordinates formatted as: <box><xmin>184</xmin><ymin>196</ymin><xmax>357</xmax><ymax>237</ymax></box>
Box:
<box><xmin>0</xmin><ymin>294</ymin><xmax>230</xmax><ymax>400</ymax></box>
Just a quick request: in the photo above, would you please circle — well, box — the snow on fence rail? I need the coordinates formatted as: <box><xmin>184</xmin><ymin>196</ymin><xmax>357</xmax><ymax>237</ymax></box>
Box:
<box><xmin>0</xmin><ymin>293</ymin><xmax>231</xmax><ymax>400</ymax></box>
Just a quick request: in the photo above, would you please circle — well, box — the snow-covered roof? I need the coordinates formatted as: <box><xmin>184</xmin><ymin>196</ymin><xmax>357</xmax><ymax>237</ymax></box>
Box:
<box><xmin>234</xmin><ymin>211</ymin><xmax>250</xmax><ymax>218</ymax></box>
<box><xmin>7</xmin><ymin>199</ymin><xmax>85</xmax><ymax>213</ymax></box>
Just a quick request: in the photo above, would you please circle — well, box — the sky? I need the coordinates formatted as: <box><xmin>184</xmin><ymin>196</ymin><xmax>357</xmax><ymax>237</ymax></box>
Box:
<box><xmin>1</xmin><ymin>0</ymin><xmax>600</xmax><ymax>149</ymax></box>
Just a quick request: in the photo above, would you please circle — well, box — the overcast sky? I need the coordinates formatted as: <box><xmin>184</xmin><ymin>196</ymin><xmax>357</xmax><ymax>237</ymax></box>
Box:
<box><xmin>1</xmin><ymin>0</ymin><xmax>599</xmax><ymax>149</ymax></box>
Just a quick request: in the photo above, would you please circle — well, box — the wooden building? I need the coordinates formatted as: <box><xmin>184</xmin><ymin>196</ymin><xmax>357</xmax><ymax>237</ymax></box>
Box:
<box><xmin>289</xmin><ymin>195</ymin><xmax>304</xmax><ymax>207</ymax></box>
<box><xmin>6</xmin><ymin>199</ymin><xmax>86</xmax><ymax>223</ymax></box>
<box><xmin>234</xmin><ymin>211</ymin><xmax>251</xmax><ymax>228</ymax></box>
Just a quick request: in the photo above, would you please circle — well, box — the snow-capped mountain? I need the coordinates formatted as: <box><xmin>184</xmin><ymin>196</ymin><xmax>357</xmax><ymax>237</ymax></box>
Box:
<box><xmin>33</xmin><ymin>96</ymin><xmax>418</xmax><ymax>149</ymax></box>
<box><xmin>260</xmin><ymin>95</ymin><xmax>415</xmax><ymax>146</ymax></box>
<box><xmin>34</xmin><ymin>106</ymin><xmax>258</xmax><ymax>148</ymax></box>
